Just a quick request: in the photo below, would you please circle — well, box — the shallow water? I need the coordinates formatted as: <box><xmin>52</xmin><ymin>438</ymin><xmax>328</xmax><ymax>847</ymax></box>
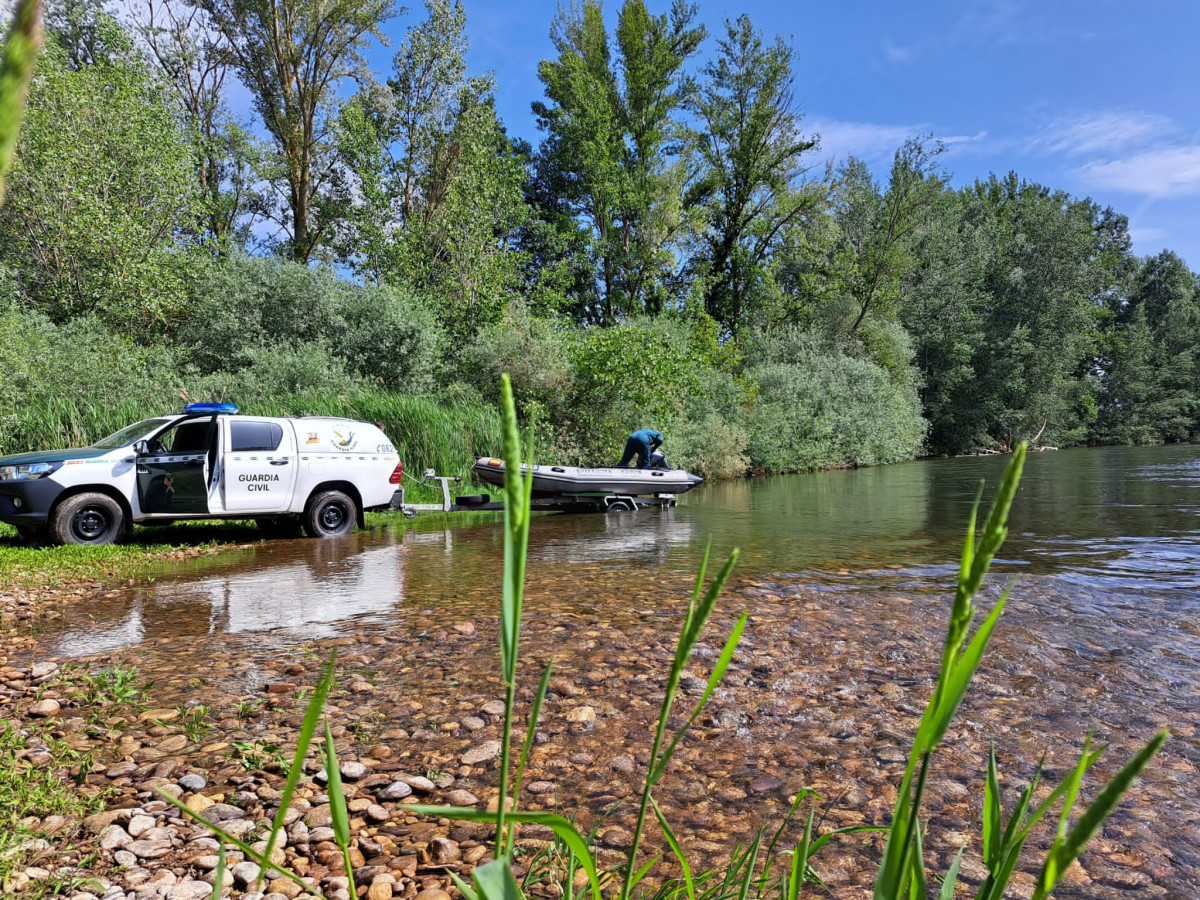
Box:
<box><xmin>33</xmin><ymin>444</ymin><xmax>1200</xmax><ymax>896</ymax></box>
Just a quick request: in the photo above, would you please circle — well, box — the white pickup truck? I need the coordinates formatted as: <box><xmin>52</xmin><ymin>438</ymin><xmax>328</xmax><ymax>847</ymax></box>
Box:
<box><xmin>0</xmin><ymin>403</ymin><xmax>403</xmax><ymax>545</ymax></box>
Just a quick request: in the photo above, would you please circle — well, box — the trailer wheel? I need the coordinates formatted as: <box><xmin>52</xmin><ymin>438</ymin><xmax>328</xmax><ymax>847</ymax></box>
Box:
<box><xmin>51</xmin><ymin>492</ymin><xmax>124</xmax><ymax>545</ymax></box>
<box><xmin>606</xmin><ymin>499</ymin><xmax>635</xmax><ymax>513</ymax></box>
<box><xmin>304</xmin><ymin>490</ymin><xmax>357</xmax><ymax>538</ymax></box>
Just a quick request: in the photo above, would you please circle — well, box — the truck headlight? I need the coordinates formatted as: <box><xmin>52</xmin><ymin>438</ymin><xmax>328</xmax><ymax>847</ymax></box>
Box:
<box><xmin>0</xmin><ymin>461</ymin><xmax>63</xmax><ymax>481</ymax></box>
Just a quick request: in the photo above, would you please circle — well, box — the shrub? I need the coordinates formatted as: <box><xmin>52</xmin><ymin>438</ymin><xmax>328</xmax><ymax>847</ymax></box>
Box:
<box><xmin>745</xmin><ymin>329</ymin><xmax>927</xmax><ymax>472</ymax></box>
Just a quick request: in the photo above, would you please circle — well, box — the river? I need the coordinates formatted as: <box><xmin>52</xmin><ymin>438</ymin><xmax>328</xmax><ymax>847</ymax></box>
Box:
<box><xmin>32</xmin><ymin>444</ymin><xmax>1200</xmax><ymax>898</ymax></box>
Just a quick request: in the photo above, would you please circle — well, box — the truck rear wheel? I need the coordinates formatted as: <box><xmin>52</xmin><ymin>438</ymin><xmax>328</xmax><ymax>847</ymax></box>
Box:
<box><xmin>303</xmin><ymin>491</ymin><xmax>357</xmax><ymax>538</ymax></box>
<box><xmin>51</xmin><ymin>492</ymin><xmax>124</xmax><ymax>545</ymax></box>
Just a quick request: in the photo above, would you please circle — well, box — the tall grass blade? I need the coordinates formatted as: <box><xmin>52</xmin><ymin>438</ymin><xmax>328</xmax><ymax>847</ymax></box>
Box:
<box><xmin>209</xmin><ymin>844</ymin><xmax>226</xmax><ymax>900</ymax></box>
<box><xmin>735</xmin><ymin>832</ymin><xmax>763</xmax><ymax>900</ymax></box>
<box><xmin>496</xmin><ymin>374</ymin><xmax>534</xmax><ymax>856</ymax></box>
<box><xmin>507</xmin><ymin>660</ymin><xmax>554</xmax><ymax>850</ymax></box>
<box><xmin>0</xmin><ymin>0</ymin><xmax>41</xmax><ymax>204</ymax></box>
<box><xmin>472</xmin><ymin>857</ymin><xmax>525</xmax><ymax>900</ymax></box>
<box><xmin>1032</xmin><ymin>728</ymin><xmax>1168</xmax><ymax>900</ymax></box>
<box><xmin>260</xmin><ymin>652</ymin><xmax>338</xmax><ymax>887</ymax></box>
<box><xmin>653</xmin><ymin>607</ymin><xmax>747</xmax><ymax>784</ymax></box>
<box><xmin>408</xmin><ymin>806</ymin><xmax>604</xmax><ymax>900</ymax></box>
<box><xmin>324</xmin><ymin>719</ymin><xmax>356</xmax><ymax>898</ymax></box>
<box><xmin>451</xmin><ymin>871</ymin><xmax>480</xmax><ymax>900</ymax></box>
<box><xmin>650</xmin><ymin>795</ymin><xmax>695</xmax><ymax>900</ymax></box>
<box><xmin>938</xmin><ymin>848</ymin><xmax>962</xmax><ymax>900</ymax></box>
<box><xmin>983</xmin><ymin>744</ymin><xmax>1000</xmax><ymax>867</ymax></box>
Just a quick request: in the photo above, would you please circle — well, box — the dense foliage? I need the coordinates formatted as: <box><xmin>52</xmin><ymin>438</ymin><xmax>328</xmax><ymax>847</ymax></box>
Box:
<box><xmin>2</xmin><ymin>0</ymin><xmax>1198</xmax><ymax>481</ymax></box>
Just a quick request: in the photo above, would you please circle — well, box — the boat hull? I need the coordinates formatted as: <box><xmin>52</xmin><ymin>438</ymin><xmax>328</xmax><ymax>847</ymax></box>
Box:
<box><xmin>473</xmin><ymin>458</ymin><xmax>702</xmax><ymax>496</ymax></box>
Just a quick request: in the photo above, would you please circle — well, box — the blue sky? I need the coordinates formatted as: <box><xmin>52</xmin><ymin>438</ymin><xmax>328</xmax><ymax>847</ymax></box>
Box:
<box><xmin>367</xmin><ymin>0</ymin><xmax>1200</xmax><ymax>268</ymax></box>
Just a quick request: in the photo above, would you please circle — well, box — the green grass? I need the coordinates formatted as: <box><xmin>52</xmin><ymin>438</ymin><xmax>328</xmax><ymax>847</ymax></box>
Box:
<box><xmin>0</xmin><ymin>519</ymin><xmax>262</xmax><ymax>598</ymax></box>
<box><xmin>0</xmin><ymin>719</ymin><xmax>106</xmax><ymax>897</ymax></box>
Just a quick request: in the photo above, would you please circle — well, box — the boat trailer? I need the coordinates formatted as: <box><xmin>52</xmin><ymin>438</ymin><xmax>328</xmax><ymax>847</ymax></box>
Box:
<box><xmin>391</xmin><ymin>471</ymin><xmax>679</xmax><ymax>519</ymax></box>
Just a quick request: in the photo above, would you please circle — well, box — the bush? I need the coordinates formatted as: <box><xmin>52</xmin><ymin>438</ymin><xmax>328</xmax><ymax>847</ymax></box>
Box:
<box><xmin>178</xmin><ymin>255</ymin><xmax>442</xmax><ymax>393</ymax></box>
<box><xmin>745</xmin><ymin>329</ymin><xmax>927</xmax><ymax>472</ymax></box>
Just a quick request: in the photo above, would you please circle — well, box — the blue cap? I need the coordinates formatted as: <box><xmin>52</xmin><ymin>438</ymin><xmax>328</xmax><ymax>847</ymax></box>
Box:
<box><xmin>183</xmin><ymin>402</ymin><xmax>239</xmax><ymax>414</ymax></box>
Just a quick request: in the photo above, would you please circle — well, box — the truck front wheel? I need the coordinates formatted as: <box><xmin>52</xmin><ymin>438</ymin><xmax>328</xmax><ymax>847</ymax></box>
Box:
<box><xmin>51</xmin><ymin>493</ymin><xmax>125</xmax><ymax>545</ymax></box>
<box><xmin>304</xmin><ymin>491</ymin><xmax>357</xmax><ymax>538</ymax></box>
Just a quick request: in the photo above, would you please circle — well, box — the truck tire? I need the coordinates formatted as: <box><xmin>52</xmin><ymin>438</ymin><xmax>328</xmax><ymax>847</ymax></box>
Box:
<box><xmin>606</xmin><ymin>499</ymin><xmax>635</xmax><ymax>513</ymax></box>
<box><xmin>304</xmin><ymin>491</ymin><xmax>357</xmax><ymax>538</ymax></box>
<box><xmin>256</xmin><ymin>516</ymin><xmax>303</xmax><ymax>539</ymax></box>
<box><xmin>51</xmin><ymin>492</ymin><xmax>124</xmax><ymax>545</ymax></box>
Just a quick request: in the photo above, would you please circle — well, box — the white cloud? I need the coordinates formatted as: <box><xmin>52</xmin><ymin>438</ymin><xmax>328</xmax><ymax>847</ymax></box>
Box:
<box><xmin>1075</xmin><ymin>146</ymin><xmax>1200</xmax><ymax>198</ymax></box>
<box><xmin>1127</xmin><ymin>225</ymin><xmax>1169</xmax><ymax>246</ymax></box>
<box><xmin>1037</xmin><ymin>111</ymin><xmax>1176</xmax><ymax>157</ymax></box>
<box><xmin>881</xmin><ymin>39</ymin><xmax>916</xmax><ymax>64</ymax></box>
<box><xmin>808</xmin><ymin>118</ymin><xmax>988</xmax><ymax>165</ymax></box>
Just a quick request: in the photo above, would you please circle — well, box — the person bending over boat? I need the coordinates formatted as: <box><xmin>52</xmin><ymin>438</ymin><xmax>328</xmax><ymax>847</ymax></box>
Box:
<box><xmin>618</xmin><ymin>428</ymin><xmax>664</xmax><ymax>469</ymax></box>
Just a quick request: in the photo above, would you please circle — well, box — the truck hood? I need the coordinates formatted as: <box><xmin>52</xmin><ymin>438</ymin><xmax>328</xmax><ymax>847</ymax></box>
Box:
<box><xmin>0</xmin><ymin>447</ymin><xmax>112</xmax><ymax>466</ymax></box>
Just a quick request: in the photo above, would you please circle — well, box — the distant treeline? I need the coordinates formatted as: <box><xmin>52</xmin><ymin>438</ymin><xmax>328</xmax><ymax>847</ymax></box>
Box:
<box><xmin>1</xmin><ymin>0</ymin><xmax>1197</xmax><ymax>479</ymax></box>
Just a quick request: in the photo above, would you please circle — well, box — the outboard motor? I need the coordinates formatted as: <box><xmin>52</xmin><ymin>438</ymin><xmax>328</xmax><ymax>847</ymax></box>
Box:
<box><xmin>648</xmin><ymin>449</ymin><xmax>670</xmax><ymax>470</ymax></box>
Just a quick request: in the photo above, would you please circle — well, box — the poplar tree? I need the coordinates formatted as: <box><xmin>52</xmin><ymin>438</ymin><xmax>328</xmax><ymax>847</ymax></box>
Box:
<box><xmin>199</xmin><ymin>0</ymin><xmax>394</xmax><ymax>262</ymax></box>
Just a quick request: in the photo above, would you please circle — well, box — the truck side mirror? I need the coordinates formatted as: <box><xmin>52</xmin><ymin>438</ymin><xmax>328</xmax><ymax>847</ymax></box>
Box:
<box><xmin>132</xmin><ymin>440</ymin><xmax>149</xmax><ymax>456</ymax></box>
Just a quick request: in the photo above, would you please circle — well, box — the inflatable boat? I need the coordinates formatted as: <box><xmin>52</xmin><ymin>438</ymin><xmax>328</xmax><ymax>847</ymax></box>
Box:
<box><xmin>473</xmin><ymin>458</ymin><xmax>703</xmax><ymax>496</ymax></box>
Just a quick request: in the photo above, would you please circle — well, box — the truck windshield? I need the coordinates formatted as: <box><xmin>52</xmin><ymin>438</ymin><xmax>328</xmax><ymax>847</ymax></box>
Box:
<box><xmin>91</xmin><ymin>418</ymin><xmax>176</xmax><ymax>450</ymax></box>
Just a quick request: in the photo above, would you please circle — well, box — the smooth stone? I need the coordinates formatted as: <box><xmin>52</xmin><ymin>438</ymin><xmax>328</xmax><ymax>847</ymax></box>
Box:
<box><xmin>375</xmin><ymin>782</ymin><xmax>412</xmax><ymax>801</ymax></box>
<box><xmin>480</xmin><ymin>701</ymin><xmax>506</xmax><ymax>717</ymax></box>
<box><xmin>127</xmin><ymin>815</ymin><xmax>156</xmax><ymax>838</ymax></box>
<box><xmin>30</xmin><ymin>662</ymin><xmax>58</xmax><ymax>679</ymax></box>
<box><xmin>233</xmin><ymin>861</ymin><xmax>262</xmax><ymax>887</ymax></box>
<box><xmin>128</xmin><ymin>840</ymin><xmax>172</xmax><ymax>859</ymax></box>
<box><xmin>29</xmin><ymin>699</ymin><xmax>61</xmax><ymax>717</ymax></box>
<box><xmin>340</xmin><ymin>762</ymin><xmax>367</xmax><ymax>781</ymax></box>
<box><xmin>308</xmin><ymin>827</ymin><xmax>335</xmax><ymax>843</ymax></box>
<box><xmin>460</xmin><ymin>741</ymin><xmax>501</xmax><ymax>766</ymax></box>
<box><xmin>461</xmin><ymin>717</ymin><xmax>486</xmax><ymax>731</ymax></box>
<box><xmin>399</xmin><ymin>776</ymin><xmax>434</xmax><ymax>794</ymax></box>
<box><xmin>566</xmin><ymin>706</ymin><xmax>595</xmax><ymax>724</ymax></box>
<box><xmin>367</xmin><ymin>882</ymin><xmax>392</xmax><ymax>900</ymax></box>
<box><xmin>178</xmin><ymin>775</ymin><xmax>206</xmax><ymax>792</ymax></box>
<box><xmin>167</xmin><ymin>881</ymin><xmax>215</xmax><ymax>900</ymax></box>
<box><xmin>113</xmin><ymin>850</ymin><xmax>138</xmax><ymax>868</ymax></box>
<box><xmin>446</xmin><ymin>790</ymin><xmax>478</xmax><ymax>806</ymax></box>
<box><xmin>99</xmin><ymin>825</ymin><xmax>131</xmax><ymax>851</ymax></box>
<box><xmin>365</xmin><ymin>805</ymin><xmax>389</xmax><ymax>823</ymax></box>
<box><xmin>428</xmin><ymin>838</ymin><xmax>460</xmax><ymax>863</ymax></box>
<box><xmin>305</xmin><ymin>806</ymin><xmax>333</xmax><ymax>828</ymax></box>
<box><xmin>415</xmin><ymin>890</ymin><xmax>451</xmax><ymax>900</ymax></box>
<box><xmin>198</xmin><ymin>803</ymin><xmax>245</xmax><ymax>823</ymax></box>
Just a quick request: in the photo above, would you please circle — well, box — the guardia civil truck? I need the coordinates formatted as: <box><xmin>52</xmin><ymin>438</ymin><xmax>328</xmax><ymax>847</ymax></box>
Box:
<box><xmin>0</xmin><ymin>403</ymin><xmax>403</xmax><ymax>545</ymax></box>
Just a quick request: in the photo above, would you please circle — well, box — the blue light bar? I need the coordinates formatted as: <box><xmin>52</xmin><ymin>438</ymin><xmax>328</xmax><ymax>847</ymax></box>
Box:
<box><xmin>183</xmin><ymin>402</ymin><xmax>239</xmax><ymax>414</ymax></box>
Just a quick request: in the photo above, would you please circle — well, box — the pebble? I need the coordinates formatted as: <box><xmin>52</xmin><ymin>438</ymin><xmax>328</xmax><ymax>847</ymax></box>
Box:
<box><xmin>232</xmin><ymin>861</ymin><xmax>263</xmax><ymax>887</ymax></box>
<box><xmin>414</xmin><ymin>890</ymin><xmax>451</xmax><ymax>900</ymax></box>
<box><xmin>480</xmin><ymin>701</ymin><xmax>506</xmax><ymax>717</ymax></box>
<box><xmin>376</xmin><ymin>781</ymin><xmax>412</xmax><ymax>801</ymax></box>
<box><xmin>167</xmin><ymin>882</ymin><xmax>214</xmax><ymax>900</ymax></box>
<box><xmin>127</xmin><ymin>815</ymin><xmax>156</xmax><ymax>838</ymax></box>
<box><xmin>460</xmin><ymin>741</ymin><xmax>501</xmax><ymax>765</ymax></box>
<box><xmin>178</xmin><ymin>774</ymin><xmax>206</xmax><ymax>792</ymax></box>
<box><xmin>446</xmin><ymin>790</ymin><xmax>479</xmax><ymax>806</ymax></box>
<box><xmin>29</xmin><ymin>699</ymin><xmax>61</xmax><ymax>717</ymax></box>
<box><xmin>340</xmin><ymin>761</ymin><xmax>368</xmax><ymax>780</ymax></box>
<box><xmin>99</xmin><ymin>825</ymin><xmax>132</xmax><ymax>851</ymax></box>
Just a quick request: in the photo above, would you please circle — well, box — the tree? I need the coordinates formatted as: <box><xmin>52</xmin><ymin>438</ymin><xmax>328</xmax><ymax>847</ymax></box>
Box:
<box><xmin>829</xmin><ymin>137</ymin><xmax>944</xmax><ymax>343</ymax></box>
<box><xmin>533</xmin><ymin>0</ymin><xmax>704</xmax><ymax>323</ymax></box>
<box><xmin>131</xmin><ymin>0</ymin><xmax>265</xmax><ymax>250</ymax></box>
<box><xmin>336</xmin><ymin>0</ymin><xmax>527</xmax><ymax>339</ymax></box>
<box><xmin>199</xmin><ymin>0</ymin><xmax>394</xmax><ymax>262</ymax></box>
<box><xmin>688</xmin><ymin>14</ymin><xmax>817</xmax><ymax>332</ymax></box>
<box><xmin>0</xmin><ymin>24</ymin><xmax>197</xmax><ymax>329</ymax></box>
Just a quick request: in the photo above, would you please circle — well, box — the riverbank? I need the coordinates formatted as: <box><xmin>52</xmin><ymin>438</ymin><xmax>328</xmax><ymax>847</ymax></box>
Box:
<box><xmin>2</xmin><ymin>566</ymin><xmax>1191</xmax><ymax>900</ymax></box>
